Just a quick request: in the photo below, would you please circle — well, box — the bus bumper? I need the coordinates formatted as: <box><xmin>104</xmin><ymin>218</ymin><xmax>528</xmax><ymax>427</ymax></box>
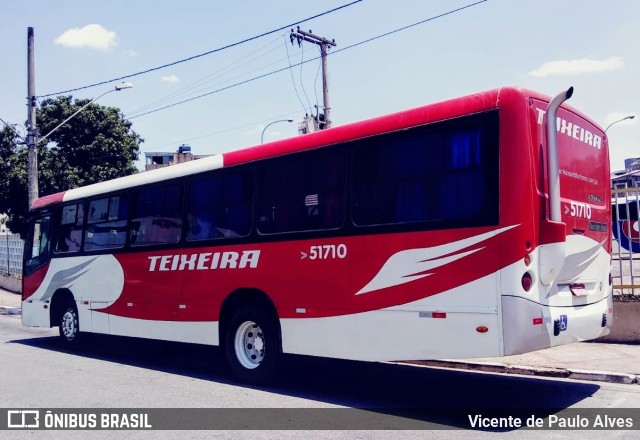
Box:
<box><xmin>501</xmin><ymin>294</ymin><xmax>613</xmax><ymax>356</ymax></box>
<box><xmin>21</xmin><ymin>299</ymin><xmax>51</xmax><ymax>328</ymax></box>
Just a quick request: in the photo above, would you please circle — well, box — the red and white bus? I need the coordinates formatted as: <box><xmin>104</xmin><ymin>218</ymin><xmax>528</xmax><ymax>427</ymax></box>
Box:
<box><xmin>22</xmin><ymin>86</ymin><xmax>612</xmax><ymax>382</ymax></box>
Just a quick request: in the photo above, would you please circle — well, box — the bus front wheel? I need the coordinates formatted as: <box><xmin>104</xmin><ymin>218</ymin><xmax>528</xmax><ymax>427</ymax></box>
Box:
<box><xmin>58</xmin><ymin>301</ymin><xmax>82</xmax><ymax>347</ymax></box>
<box><xmin>224</xmin><ymin>306</ymin><xmax>280</xmax><ymax>384</ymax></box>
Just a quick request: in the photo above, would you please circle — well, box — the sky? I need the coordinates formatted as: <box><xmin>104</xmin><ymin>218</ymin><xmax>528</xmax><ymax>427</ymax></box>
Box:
<box><xmin>1</xmin><ymin>0</ymin><xmax>638</xmax><ymax>172</ymax></box>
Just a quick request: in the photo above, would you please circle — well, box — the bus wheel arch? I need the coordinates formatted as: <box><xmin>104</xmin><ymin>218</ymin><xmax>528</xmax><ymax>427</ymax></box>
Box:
<box><xmin>219</xmin><ymin>288</ymin><xmax>282</xmax><ymax>383</ymax></box>
<box><xmin>50</xmin><ymin>289</ymin><xmax>83</xmax><ymax>347</ymax></box>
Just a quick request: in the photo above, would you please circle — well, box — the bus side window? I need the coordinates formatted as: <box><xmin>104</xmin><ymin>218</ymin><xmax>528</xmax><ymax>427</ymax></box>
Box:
<box><xmin>187</xmin><ymin>170</ymin><xmax>252</xmax><ymax>241</ymax></box>
<box><xmin>25</xmin><ymin>215</ymin><xmax>51</xmax><ymax>275</ymax></box>
<box><xmin>352</xmin><ymin>115</ymin><xmax>498</xmax><ymax>228</ymax></box>
<box><xmin>257</xmin><ymin>151</ymin><xmax>345</xmax><ymax>234</ymax></box>
<box><xmin>84</xmin><ymin>195</ymin><xmax>129</xmax><ymax>251</ymax></box>
<box><xmin>130</xmin><ymin>184</ymin><xmax>183</xmax><ymax>246</ymax></box>
<box><xmin>55</xmin><ymin>203</ymin><xmax>84</xmax><ymax>254</ymax></box>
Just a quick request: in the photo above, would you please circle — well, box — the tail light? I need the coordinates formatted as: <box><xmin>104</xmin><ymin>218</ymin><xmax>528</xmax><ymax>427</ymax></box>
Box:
<box><xmin>521</xmin><ymin>272</ymin><xmax>533</xmax><ymax>292</ymax></box>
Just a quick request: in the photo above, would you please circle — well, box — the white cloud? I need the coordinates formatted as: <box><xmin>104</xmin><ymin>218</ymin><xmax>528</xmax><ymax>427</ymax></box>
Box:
<box><xmin>161</xmin><ymin>75</ymin><xmax>180</xmax><ymax>83</ymax></box>
<box><xmin>54</xmin><ymin>24</ymin><xmax>118</xmax><ymax>51</ymax></box>
<box><xmin>529</xmin><ymin>56</ymin><xmax>624</xmax><ymax>77</ymax></box>
<box><xmin>123</xmin><ymin>50</ymin><xmax>139</xmax><ymax>58</ymax></box>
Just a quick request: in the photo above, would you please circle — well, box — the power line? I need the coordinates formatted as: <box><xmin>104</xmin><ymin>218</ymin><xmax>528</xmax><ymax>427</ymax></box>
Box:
<box><xmin>126</xmin><ymin>34</ymin><xmax>285</xmax><ymax>117</ymax></box>
<box><xmin>299</xmin><ymin>40</ymin><xmax>313</xmax><ymax>115</ymax></box>
<box><xmin>37</xmin><ymin>1</ymin><xmax>363</xmax><ymax>98</ymax></box>
<box><xmin>333</xmin><ymin>0</ymin><xmax>488</xmax><ymax>54</ymax></box>
<box><xmin>125</xmin><ymin>40</ymin><xmax>303</xmax><ymax>119</ymax></box>
<box><xmin>140</xmin><ymin>110</ymin><xmax>301</xmax><ymax>151</ymax></box>
<box><xmin>127</xmin><ymin>64</ymin><xmax>296</xmax><ymax>119</ymax></box>
<box><xmin>0</xmin><ymin>117</ymin><xmax>26</xmax><ymax>142</ymax></box>
<box><xmin>313</xmin><ymin>57</ymin><xmax>322</xmax><ymax>115</ymax></box>
<box><xmin>285</xmin><ymin>36</ymin><xmax>308</xmax><ymax>114</ymax></box>
<box><xmin>126</xmin><ymin>0</ymin><xmax>488</xmax><ymax>120</ymax></box>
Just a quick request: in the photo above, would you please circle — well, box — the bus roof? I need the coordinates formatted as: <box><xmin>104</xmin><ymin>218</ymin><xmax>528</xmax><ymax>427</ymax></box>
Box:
<box><xmin>30</xmin><ymin>86</ymin><xmax>603</xmax><ymax>210</ymax></box>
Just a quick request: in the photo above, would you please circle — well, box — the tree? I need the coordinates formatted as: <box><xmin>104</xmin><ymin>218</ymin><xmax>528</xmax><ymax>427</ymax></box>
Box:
<box><xmin>0</xmin><ymin>96</ymin><xmax>142</xmax><ymax>236</ymax></box>
<box><xmin>0</xmin><ymin>126</ymin><xmax>28</xmax><ymax>235</ymax></box>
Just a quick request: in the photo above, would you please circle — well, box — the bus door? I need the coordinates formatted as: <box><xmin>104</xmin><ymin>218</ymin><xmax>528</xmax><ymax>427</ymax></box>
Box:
<box><xmin>24</xmin><ymin>214</ymin><xmax>52</xmax><ymax>274</ymax></box>
<box><xmin>22</xmin><ymin>214</ymin><xmax>53</xmax><ymax>328</ymax></box>
<box><xmin>110</xmin><ymin>184</ymin><xmax>185</xmax><ymax>331</ymax></box>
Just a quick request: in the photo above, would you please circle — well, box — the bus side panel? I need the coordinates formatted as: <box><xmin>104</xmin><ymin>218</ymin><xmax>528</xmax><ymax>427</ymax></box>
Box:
<box><xmin>281</xmin><ymin>272</ymin><xmax>503</xmax><ymax>361</ymax></box>
<box><xmin>178</xmin><ymin>238</ymin><xmax>350</xmax><ymax>324</ymax></box>
<box><xmin>108</xmin><ymin>251</ymin><xmax>184</xmax><ymax>337</ymax></box>
<box><xmin>107</xmin><ymin>315</ymin><xmax>218</xmax><ymax>345</ymax></box>
<box><xmin>22</xmin><ymin>255</ymin><xmax>124</xmax><ymax>332</ymax></box>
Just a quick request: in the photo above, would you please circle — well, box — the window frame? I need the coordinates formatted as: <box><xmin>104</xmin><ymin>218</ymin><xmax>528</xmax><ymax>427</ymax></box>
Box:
<box><xmin>83</xmin><ymin>192</ymin><xmax>130</xmax><ymax>252</ymax></box>
<box><xmin>23</xmin><ymin>212</ymin><xmax>53</xmax><ymax>276</ymax></box>
<box><xmin>129</xmin><ymin>182</ymin><xmax>184</xmax><ymax>247</ymax></box>
<box><xmin>186</xmin><ymin>167</ymin><xmax>255</xmax><ymax>243</ymax></box>
<box><xmin>255</xmin><ymin>147</ymin><xmax>348</xmax><ymax>236</ymax></box>
<box><xmin>53</xmin><ymin>202</ymin><xmax>85</xmax><ymax>255</ymax></box>
<box><xmin>349</xmin><ymin>110</ymin><xmax>500</xmax><ymax>231</ymax></box>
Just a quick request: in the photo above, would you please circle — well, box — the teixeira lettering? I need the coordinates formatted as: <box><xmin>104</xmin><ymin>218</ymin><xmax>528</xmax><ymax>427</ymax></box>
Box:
<box><xmin>536</xmin><ymin>108</ymin><xmax>602</xmax><ymax>149</ymax></box>
<box><xmin>148</xmin><ymin>250</ymin><xmax>260</xmax><ymax>272</ymax></box>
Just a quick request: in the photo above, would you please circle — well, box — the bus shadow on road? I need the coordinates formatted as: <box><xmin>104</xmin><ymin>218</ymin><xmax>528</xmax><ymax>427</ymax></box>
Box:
<box><xmin>12</xmin><ymin>333</ymin><xmax>601</xmax><ymax>430</ymax></box>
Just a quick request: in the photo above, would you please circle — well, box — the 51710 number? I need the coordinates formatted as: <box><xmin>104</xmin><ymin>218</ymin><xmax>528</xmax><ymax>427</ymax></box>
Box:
<box><xmin>308</xmin><ymin>244</ymin><xmax>348</xmax><ymax>260</ymax></box>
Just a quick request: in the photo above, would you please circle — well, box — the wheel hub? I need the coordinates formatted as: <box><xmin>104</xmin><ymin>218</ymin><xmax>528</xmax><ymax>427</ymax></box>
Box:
<box><xmin>61</xmin><ymin>310</ymin><xmax>77</xmax><ymax>340</ymax></box>
<box><xmin>234</xmin><ymin>321</ymin><xmax>265</xmax><ymax>369</ymax></box>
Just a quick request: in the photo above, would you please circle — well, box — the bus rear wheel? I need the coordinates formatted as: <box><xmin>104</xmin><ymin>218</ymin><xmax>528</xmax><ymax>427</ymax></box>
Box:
<box><xmin>58</xmin><ymin>301</ymin><xmax>82</xmax><ymax>347</ymax></box>
<box><xmin>224</xmin><ymin>306</ymin><xmax>280</xmax><ymax>384</ymax></box>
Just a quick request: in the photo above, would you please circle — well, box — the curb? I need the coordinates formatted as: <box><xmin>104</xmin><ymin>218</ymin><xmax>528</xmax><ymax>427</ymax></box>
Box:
<box><xmin>568</xmin><ymin>369</ymin><xmax>637</xmax><ymax>385</ymax></box>
<box><xmin>399</xmin><ymin>360</ymin><xmax>639</xmax><ymax>385</ymax></box>
<box><xmin>0</xmin><ymin>306</ymin><xmax>21</xmax><ymax>316</ymax></box>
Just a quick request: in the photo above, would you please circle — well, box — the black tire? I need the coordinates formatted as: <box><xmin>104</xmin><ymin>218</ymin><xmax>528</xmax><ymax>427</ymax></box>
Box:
<box><xmin>58</xmin><ymin>301</ymin><xmax>83</xmax><ymax>347</ymax></box>
<box><xmin>224</xmin><ymin>305</ymin><xmax>280</xmax><ymax>384</ymax></box>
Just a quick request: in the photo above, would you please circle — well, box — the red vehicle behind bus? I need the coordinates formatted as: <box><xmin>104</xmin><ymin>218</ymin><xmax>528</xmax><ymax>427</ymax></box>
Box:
<box><xmin>22</xmin><ymin>86</ymin><xmax>612</xmax><ymax>382</ymax></box>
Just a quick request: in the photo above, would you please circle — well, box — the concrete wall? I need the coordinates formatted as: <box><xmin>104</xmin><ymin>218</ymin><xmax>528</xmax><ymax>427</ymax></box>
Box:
<box><xmin>0</xmin><ymin>274</ymin><xmax>21</xmax><ymax>293</ymax></box>
<box><xmin>598</xmin><ymin>301</ymin><xmax>640</xmax><ymax>343</ymax></box>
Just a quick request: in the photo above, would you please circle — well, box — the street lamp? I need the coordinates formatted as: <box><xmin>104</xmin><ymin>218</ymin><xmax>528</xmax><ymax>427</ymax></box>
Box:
<box><xmin>27</xmin><ymin>82</ymin><xmax>133</xmax><ymax>207</ymax></box>
<box><xmin>605</xmin><ymin>115</ymin><xmax>635</xmax><ymax>132</ymax></box>
<box><xmin>261</xmin><ymin>119</ymin><xmax>293</xmax><ymax>144</ymax></box>
<box><xmin>37</xmin><ymin>82</ymin><xmax>134</xmax><ymax>146</ymax></box>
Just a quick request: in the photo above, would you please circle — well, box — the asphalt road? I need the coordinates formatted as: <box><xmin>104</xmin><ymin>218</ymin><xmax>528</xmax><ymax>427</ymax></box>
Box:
<box><xmin>1</xmin><ymin>314</ymin><xmax>639</xmax><ymax>439</ymax></box>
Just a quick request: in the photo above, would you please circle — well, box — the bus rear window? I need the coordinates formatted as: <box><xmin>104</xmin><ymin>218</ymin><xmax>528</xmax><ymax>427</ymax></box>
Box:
<box><xmin>351</xmin><ymin>111</ymin><xmax>499</xmax><ymax>228</ymax></box>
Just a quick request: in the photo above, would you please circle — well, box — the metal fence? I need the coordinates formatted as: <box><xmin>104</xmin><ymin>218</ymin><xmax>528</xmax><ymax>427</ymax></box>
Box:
<box><xmin>612</xmin><ymin>187</ymin><xmax>640</xmax><ymax>298</ymax></box>
<box><xmin>0</xmin><ymin>233</ymin><xmax>23</xmax><ymax>278</ymax></box>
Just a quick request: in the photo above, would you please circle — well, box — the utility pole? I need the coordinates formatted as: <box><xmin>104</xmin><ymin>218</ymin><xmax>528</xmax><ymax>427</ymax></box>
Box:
<box><xmin>290</xmin><ymin>27</ymin><xmax>336</xmax><ymax>130</ymax></box>
<box><xmin>26</xmin><ymin>27</ymin><xmax>38</xmax><ymax>208</ymax></box>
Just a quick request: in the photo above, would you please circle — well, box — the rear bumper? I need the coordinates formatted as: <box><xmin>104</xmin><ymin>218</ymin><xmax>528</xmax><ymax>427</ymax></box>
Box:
<box><xmin>502</xmin><ymin>294</ymin><xmax>613</xmax><ymax>356</ymax></box>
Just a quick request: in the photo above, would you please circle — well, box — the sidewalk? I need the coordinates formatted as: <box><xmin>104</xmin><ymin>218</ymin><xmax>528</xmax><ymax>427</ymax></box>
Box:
<box><xmin>0</xmin><ymin>285</ymin><xmax>21</xmax><ymax>315</ymax></box>
<box><xmin>2</xmin><ymin>286</ymin><xmax>639</xmax><ymax>385</ymax></box>
<box><xmin>405</xmin><ymin>342</ymin><xmax>640</xmax><ymax>385</ymax></box>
